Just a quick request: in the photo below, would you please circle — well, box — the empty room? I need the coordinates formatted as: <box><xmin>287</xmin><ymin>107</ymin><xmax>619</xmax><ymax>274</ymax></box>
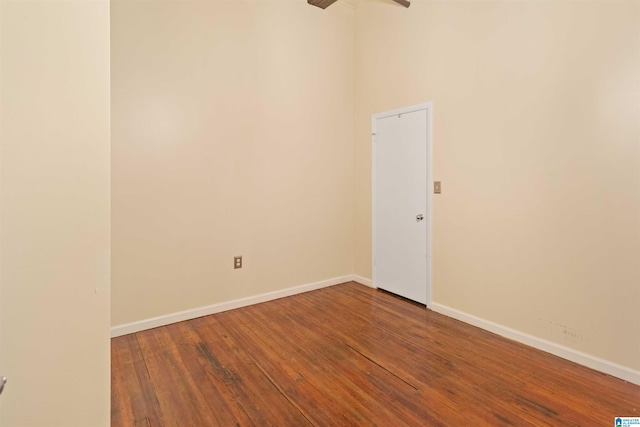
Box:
<box><xmin>1</xmin><ymin>0</ymin><xmax>639</xmax><ymax>426</ymax></box>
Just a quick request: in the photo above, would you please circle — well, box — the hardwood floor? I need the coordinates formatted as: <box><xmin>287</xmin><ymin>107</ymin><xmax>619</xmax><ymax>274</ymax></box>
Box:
<box><xmin>112</xmin><ymin>282</ymin><xmax>640</xmax><ymax>426</ymax></box>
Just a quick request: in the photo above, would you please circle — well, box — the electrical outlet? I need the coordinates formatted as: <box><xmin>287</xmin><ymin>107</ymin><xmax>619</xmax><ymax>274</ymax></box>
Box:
<box><xmin>234</xmin><ymin>256</ymin><xmax>242</xmax><ymax>269</ymax></box>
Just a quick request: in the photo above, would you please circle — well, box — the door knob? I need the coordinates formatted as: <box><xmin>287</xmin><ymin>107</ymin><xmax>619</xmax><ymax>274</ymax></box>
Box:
<box><xmin>416</xmin><ymin>214</ymin><xmax>424</xmax><ymax>221</ymax></box>
<box><xmin>0</xmin><ymin>376</ymin><xmax>6</xmax><ymax>395</ymax></box>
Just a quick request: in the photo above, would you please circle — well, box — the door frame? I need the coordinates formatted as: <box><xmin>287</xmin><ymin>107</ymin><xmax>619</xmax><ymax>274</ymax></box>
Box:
<box><xmin>371</xmin><ymin>102</ymin><xmax>433</xmax><ymax>308</ymax></box>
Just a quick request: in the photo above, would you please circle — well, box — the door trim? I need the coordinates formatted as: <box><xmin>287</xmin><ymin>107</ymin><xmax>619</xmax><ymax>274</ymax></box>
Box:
<box><xmin>371</xmin><ymin>102</ymin><xmax>433</xmax><ymax>308</ymax></box>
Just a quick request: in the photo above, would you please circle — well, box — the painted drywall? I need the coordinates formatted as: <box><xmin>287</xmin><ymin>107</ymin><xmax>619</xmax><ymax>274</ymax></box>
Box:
<box><xmin>111</xmin><ymin>1</ymin><xmax>355</xmax><ymax>326</ymax></box>
<box><xmin>0</xmin><ymin>1</ymin><xmax>111</xmax><ymax>426</ymax></box>
<box><xmin>355</xmin><ymin>0</ymin><xmax>640</xmax><ymax>372</ymax></box>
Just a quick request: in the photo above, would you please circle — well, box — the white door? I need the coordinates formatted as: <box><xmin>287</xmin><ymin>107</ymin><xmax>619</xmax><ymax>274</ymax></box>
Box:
<box><xmin>372</xmin><ymin>103</ymin><xmax>432</xmax><ymax>306</ymax></box>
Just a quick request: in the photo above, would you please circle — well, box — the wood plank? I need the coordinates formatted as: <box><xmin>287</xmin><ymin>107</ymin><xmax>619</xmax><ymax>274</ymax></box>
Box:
<box><xmin>112</xmin><ymin>282</ymin><xmax>640</xmax><ymax>426</ymax></box>
<box><xmin>170</xmin><ymin>317</ymin><xmax>313</xmax><ymax>426</ymax></box>
<box><xmin>111</xmin><ymin>334</ymin><xmax>165</xmax><ymax>426</ymax></box>
<box><xmin>217</xmin><ymin>306</ymin><xmax>439</xmax><ymax>426</ymax></box>
<box><xmin>242</xmin><ymin>286</ymin><xmax>536</xmax><ymax>425</ymax></box>
<box><xmin>135</xmin><ymin>327</ymin><xmax>246</xmax><ymax>426</ymax></box>
<box><xmin>314</xmin><ymin>284</ymin><xmax>640</xmax><ymax>424</ymax></box>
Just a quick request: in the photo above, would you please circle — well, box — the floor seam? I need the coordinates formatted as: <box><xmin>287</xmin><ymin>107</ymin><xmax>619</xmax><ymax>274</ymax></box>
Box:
<box><xmin>244</xmin><ymin>351</ymin><xmax>316</xmax><ymax>427</ymax></box>
<box><xmin>344</xmin><ymin>342</ymin><xmax>419</xmax><ymax>391</ymax></box>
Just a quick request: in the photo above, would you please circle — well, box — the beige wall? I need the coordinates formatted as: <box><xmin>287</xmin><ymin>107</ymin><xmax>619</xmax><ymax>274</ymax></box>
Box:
<box><xmin>355</xmin><ymin>0</ymin><xmax>640</xmax><ymax>371</ymax></box>
<box><xmin>2</xmin><ymin>0</ymin><xmax>635</xmax><ymax>423</ymax></box>
<box><xmin>112</xmin><ymin>0</ymin><xmax>638</xmax><ymax>376</ymax></box>
<box><xmin>0</xmin><ymin>1</ymin><xmax>111</xmax><ymax>426</ymax></box>
<box><xmin>111</xmin><ymin>1</ymin><xmax>355</xmax><ymax>326</ymax></box>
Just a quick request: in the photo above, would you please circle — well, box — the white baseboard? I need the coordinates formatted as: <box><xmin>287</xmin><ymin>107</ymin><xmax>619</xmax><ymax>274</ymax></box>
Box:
<box><xmin>112</xmin><ymin>276</ymin><xmax>639</xmax><ymax>385</ymax></box>
<box><xmin>431</xmin><ymin>303</ymin><xmax>640</xmax><ymax>386</ymax></box>
<box><xmin>111</xmin><ymin>275</ymin><xmax>353</xmax><ymax>338</ymax></box>
<box><xmin>348</xmin><ymin>274</ymin><xmax>373</xmax><ymax>288</ymax></box>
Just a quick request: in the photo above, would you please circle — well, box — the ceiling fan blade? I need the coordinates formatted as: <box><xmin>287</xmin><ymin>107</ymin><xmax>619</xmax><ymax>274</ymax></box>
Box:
<box><xmin>393</xmin><ymin>0</ymin><xmax>410</xmax><ymax>7</ymax></box>
<box><xmin>308</xmin><ymin>0</ymin><xmax>340</xmax><ymax>9</ymax></box>
<box><xmin>308</xmin><ymin>0</ymin><xmax>409</xmax><ymax>9</ymax></box>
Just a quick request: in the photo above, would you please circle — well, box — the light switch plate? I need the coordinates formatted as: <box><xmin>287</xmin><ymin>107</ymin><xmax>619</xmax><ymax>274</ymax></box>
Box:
<box><xmin>434</xmin><ymin>181</ymin><xmax>441</xmax><ymax>194</ymax></box>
